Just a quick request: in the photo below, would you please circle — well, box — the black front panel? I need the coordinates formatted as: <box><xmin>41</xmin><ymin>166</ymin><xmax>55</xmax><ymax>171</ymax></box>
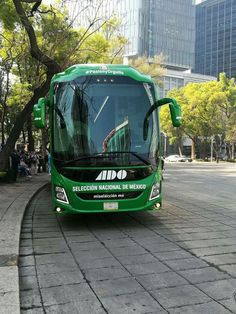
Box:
<box><xmin>60</xmin><ymin>166</ymin><xmax>154</xmax><ymax>182</ymax></box>
<box><xmin>77</xmin><ymin>191</ymin><xmax>143</xmax><ymax>200</ymax></box>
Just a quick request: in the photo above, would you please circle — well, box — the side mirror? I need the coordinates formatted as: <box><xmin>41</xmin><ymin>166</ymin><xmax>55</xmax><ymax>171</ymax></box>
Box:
<box><xmin>169</xmin><ymin>99</ymin><xmax>182</xmax><ymax>127</ymax></box>
<box><xmin>143</xmin><ymin>97</ymin><xmax>182</xmax><ymax>140</ymax></box>
<box><xmin>33</xmin><ymin>98</ymin><xmax>48</xmax><ymax>129</ymax></box>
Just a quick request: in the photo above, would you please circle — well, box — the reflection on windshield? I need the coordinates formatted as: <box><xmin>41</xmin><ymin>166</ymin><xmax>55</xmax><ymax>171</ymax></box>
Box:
<box><xmin>53</xmin><ymin>75</ymin><xmax>159</xmax><ymax>167</ymax></box>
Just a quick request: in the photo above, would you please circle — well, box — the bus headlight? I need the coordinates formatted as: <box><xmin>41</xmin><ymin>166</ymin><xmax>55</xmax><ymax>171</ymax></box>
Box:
<box><xmin>149</xmin><ymin>182</ymin><xmax>160</xmax><ymax>200</ymax></box>
<box><xmin>55</xmin><ymin>186</ymin><xmax>69</xmax><ymax>204</ymax></box>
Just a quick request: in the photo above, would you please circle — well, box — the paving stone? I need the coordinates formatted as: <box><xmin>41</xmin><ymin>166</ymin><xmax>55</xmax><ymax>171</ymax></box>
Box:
<box><xmin>33</xmin><ymin>232</ymin><xmax>62</xmax><ymax>239</ymax></box>
<box><xmin>202</xmin><ymin>253</ymin><xmax>236</xmax><ymax>266</ymax></box>
<box><xmin>19</xmin><ymin>256</ymin><xmax>35</xmax><ymax>267</ymax></box>
<box><xmin>20</xmin><ymin>239</ymin><xmax>33</xmax><ymax>247</ymax></box>
<box><xmin>116</xmin><ymin>254</ymin><xmax>157</xmax><ymax>265</ymax></box>
<box><xmin>83</xmin><ymin>266</ymin><xmax>130</xmax><ymax>282</ymax></box>
<box><xmin>178</xmin><ymin>267</ymin><xmax>230</xmax><ymax>284</ymax></box>
<box><xmin>20</xmin><ymin>289</ymin><xmax>42</xmax><ymax>309</ymax></box>
<box><xmin>191</xmin><ymin>245</ymin><xmax>236</xmax><ymax>257</ymax></box>
<box><xmin>101</xmin><ymin>292</ymin><xmax>167</xmax><ymax>314</ymax></box>
<box><xmin>144</xmin><ymin>243</ymin><xmax>180</xmax><ymax>253</ymax></box>
<box><xmin>74</xmin><ymin>249</ymin><xmax>112</xmax><ymax>261</ymax></box>
<box><xmin>179</xmin><ymin>238</ymin><xmax>236</xmax><ymax>250</ymax></box>
<box><xmin>41</xmin><ymin>283</ymin><xmax>97</xmax><ymax>307</ymax></box>
<box><xmin>66</xmin><ymin>235</ymin><xmax>97</xmax><ymax>243</ymax></box>
<box><xmin>0</xmin><ymin>254</ymin><xmax>18</xmax><ymax>267</ymax></box>
<box><xmin>154</xmin><ymin>250</ymin><xmax>194</xmax><ymax>261</ymax></box>
<box><xmin>33</xmin><ymin>245</ymin><xmax>69</xmax><ymax>255</ymax></box>
<box><xmin>102</xmin><ymin>238</ymin><xmax>137</xmax><ymax>248</ymax></box>
<box><xmin>36</xmin><ymin>262</ymin><xmax>78</xmax><ymax>275</ymax></box>
<box><xmin>33</xmin><ymin>238</ymin><xmax>66</xmax><ymax>246</ymax></box>
<box><xmin>19</xmin><ymin>266</ymin><xmax>36</xmax><ymax>277</ymax></box>
<box><xmin>136</xmin><ymin>271</ymin><xmax>188</xmax><ymax>290</ymax></box>
<box><xmin>19</xmin><ymin>247</ymin><xmax>34</xmax><ymax>256</ymax></box>
<box><xmin>219</xmin><ymin>298</ymin><xmax>236</xmax><ymax>313</ymax></box>
<box><xmin>219</xmin><ymin>264</ymin><xmax>236</xmax><ymax>277</ymax></box>
<box><xmin>69</xmin><ymin>241</ymin><xmax>105</xmax><ymax>252</ymax></box>
<box><xmin>90</xmin><ymin>277</ymin><xmax>144</xmax><ymax>297</ymax></box>
<box><xmin>108</xmin><ymin>245</ymin><xmax>147</xmax><ymax>257</ymax></box>
<box><xmin>79</xmin><ymin>257</ymin><xmax>121</xmax><ymax>269</ymax></box>
<box><xmin>21</xmin><ymin>309</ymin><xmax>44</xmax><ymax>314</ymax></box>
<box><xmin>151</xmin><ymin>284</ymin><xmax>211</xmax><ymax>309</ymax></box>
<box><xmin>125</xmin><ymin>261</ymin><xmax>170</xmax><ymax>276</ymax></box>
<box><xmin>197</xmin><ymin>278</ymin><xmax>236</xmax><ymax>300</ymax></box>
<box><xmin>45</xmin><ymin>300</ymin><xmax>106</xmax><ymax>314</ymax></box>
<box><xmin>169</xmin><ymin>300</ymin><xmax>233</xmax><ymax>314</ymax></box>
<box><xmin>35</xmin><ymin>253</ymin><xmax>74</xmax><ymax>265</ymax></box>
<box><xmin>38</xmin><ymin>270</ymin><xmax>84</xmax><ymax>288</ymax></box>
<box><xmin>19</xmin><ymin>275</ymin><xmax>38</xmax><ymax>291</ymax></box>
<box><xmin>164</xmin><ymin>257</ymin><xmax>208</xmax><ymax>271</ymax></box>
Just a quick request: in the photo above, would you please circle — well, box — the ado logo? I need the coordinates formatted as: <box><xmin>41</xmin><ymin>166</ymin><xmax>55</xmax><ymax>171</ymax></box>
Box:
<box><xmin>95</xmin><ymin>170</ymin><xmax>127</xmax><ymax>181</ymax></box>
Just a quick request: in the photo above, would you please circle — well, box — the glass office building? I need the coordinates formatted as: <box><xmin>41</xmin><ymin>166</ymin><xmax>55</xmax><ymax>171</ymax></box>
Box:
<box><xmin>195</xmin><ymin>0</ymin><xmax>236</xmax><ymax>78</ymax></box>
<box><xmin>65</xmin><ymin>0</ymin><xmax>195</xmax><ymax>70</ymax></box>
<box><xmin>149</xmin><ymin>0</ymin><xmax>195</xmax><ymax>69</ymax></box>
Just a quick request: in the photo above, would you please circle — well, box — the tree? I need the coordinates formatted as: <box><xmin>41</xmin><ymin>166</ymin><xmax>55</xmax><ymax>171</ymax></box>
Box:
<box><xmin>218</xmin><ymin>73</ymin><xmax>236</xmax><ymax>160</ymax></box>
<box><xmin>0</xmin><ymin>0</ymin><xmax>127</xmax><ymax>171</ymax></box>
<box><xmin>128</xmin><ymin>55</ymin><xmax>166</xmax><ymax>86</ymax></box>
<box><xmin>0</xmin><ymin>0</ymin><xmax>61</xmax><ymax>170</ymax></box>
<box><xmin>160</xmin><ymin>80</ymin><xmax>226</xmax><ymax>160</ymax></box>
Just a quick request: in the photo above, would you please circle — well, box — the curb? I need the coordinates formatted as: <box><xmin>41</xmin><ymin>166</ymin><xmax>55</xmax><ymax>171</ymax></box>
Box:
<box><xmin>0</xmin><ymin>178</ymin><xmax>49</xmax><ymax>314</ymax></box>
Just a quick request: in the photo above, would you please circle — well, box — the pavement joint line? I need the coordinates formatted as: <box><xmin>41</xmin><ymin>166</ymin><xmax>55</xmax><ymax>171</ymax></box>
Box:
<box><xmin>125</xmin><ymin>212</ymin><xmax>236</xmax><ymax>310</ymax></box>
<box><xmin>84</xmin><ymin>224</ymin><xmax>168</xmax><ymax>314</ymax></box>
<box><xmin>55</xmin><ymin>212</ymin><xmax>110</xmax><ymax>314</ymax></box>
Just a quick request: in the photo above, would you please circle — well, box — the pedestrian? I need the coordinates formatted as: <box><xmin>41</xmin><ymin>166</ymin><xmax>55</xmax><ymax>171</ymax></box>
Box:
<box><xmin>29</xmin><ymin>151</ymin><xmax>39</xmax><ymax>175</ymax></box>
<box><xmin>18</xmin><ymin>159</ymin><xmax>31</xmax><ymax>178</ymax></box>
<box><xmin>37</xmin><ymin>153</ymin><xmax>43</xmax><ymax>173</ymax></box>
<box><xmin>47</xmin><ymin>151</ymin><xmax>51</xmax><ymax>175</ymax></box>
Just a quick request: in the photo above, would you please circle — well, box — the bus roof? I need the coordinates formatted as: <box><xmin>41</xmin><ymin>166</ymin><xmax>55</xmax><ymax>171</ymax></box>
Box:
<box><xmin>51</xmin><ymin>64</ymin><xmax>153</xmax><ymax>84</ymax></box>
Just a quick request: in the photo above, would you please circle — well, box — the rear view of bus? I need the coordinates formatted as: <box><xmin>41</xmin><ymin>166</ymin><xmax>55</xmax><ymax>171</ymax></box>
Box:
<box><xmin>34</xmin><ymin>64</ymin><xmax>181</xmax><ymax>214</ymax></box>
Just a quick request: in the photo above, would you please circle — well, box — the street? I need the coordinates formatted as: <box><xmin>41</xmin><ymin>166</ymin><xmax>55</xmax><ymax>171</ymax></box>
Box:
<box><xmin>19</xmin><ymin>162</ymin><xmax>236</xmax><ymax>314</ymax></box>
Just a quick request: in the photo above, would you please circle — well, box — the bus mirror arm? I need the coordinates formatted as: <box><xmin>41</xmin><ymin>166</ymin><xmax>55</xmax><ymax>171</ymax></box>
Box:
<box><xmin>143</xmin><ymin>98</ymin><xmax>182</xmax><ymax>140</ymax></box>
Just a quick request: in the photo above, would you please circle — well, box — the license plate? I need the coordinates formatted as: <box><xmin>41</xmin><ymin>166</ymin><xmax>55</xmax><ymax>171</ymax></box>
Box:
<box><xmin>103</xmin><ymin>202</ymin><xmax>118</xmax><ymax>210</ymax></box>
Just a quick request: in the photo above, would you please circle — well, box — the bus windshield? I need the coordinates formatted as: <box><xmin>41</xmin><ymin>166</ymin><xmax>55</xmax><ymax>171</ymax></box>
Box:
<box><xmin>53</xmin><ymin>75</ymin><xmax>159</xmax><ymax>167</ymax></box>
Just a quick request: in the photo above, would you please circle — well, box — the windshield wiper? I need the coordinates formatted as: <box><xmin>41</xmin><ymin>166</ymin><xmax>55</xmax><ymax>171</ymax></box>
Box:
<box><xmin>54</xmin><ymin>152</ymin><xmax>150</xmax><ymax>166</ymax></box>
<box><xmin>57</xmin><ymin>154</ymin><xmax>112</xmax><ymax>166</ymax></box>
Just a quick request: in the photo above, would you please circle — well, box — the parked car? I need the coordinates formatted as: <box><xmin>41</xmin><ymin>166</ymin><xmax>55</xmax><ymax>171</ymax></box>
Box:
<box><xmin>179</xmin><ymin>155</ymin><xmax>192</xmax><ymax>162</ymax></box>
<box><xmin>165</xmin><ymin>155</ymin><xmax>192</xmax><ymax>162</ymax></box>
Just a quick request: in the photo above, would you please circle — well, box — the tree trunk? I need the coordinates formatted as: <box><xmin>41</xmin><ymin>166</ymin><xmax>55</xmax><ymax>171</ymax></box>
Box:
<box><xmin>231</xmin><ymin>143</ymin><xmax>235</xmax><ymax>160</ymax></box>
<box><xmin>0</xmin><ymin>77</ymin><xmax>52</xmax><ymax>170</ymax></box>
<box><xmin>27</xmin><ymin>115</ymin><xmax>34</xmax><ymax>151</ymax></box>
<box><xmin>0</xmin><ymin>0</ymin><xmax>62</xmax><ymax>171</ymax></box>
<box><xmin>191</xmin><ymin>138</ymin><xmax>196</xmax><ymax>160</ymax></box>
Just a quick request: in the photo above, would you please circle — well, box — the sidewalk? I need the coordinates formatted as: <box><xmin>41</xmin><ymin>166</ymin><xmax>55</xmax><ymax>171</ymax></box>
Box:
<box><xmin>0</xmin><ymin>174</ymin><xmax>50</xmax><ymax>314</ymax></box>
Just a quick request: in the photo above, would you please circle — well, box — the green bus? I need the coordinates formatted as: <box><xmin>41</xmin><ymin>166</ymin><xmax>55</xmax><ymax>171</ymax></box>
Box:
<box><xmin>34</xmin><ymin>64</ymin><xmax>181</xmax><ymax>214</ymax></box>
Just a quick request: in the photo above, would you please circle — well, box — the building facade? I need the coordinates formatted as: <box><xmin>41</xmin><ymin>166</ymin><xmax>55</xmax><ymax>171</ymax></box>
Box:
<box><xmin>195</xmin><ymin>0</ymin><xmax>236</xmax><ymax>78</ymax></box>
<box><xmin>158</xmin><ymin>69</ymin><xmax>216</xmax><ymax>98</ymax></box>
<box><xmin>65</xmin><ymin>0</ymin><xmax>195</xmax><ymax>70</ymax></box>
<box><xmin>149</xmin><ymin>0</ymin><xmax>195</xmax><ymax>69</ymax></box>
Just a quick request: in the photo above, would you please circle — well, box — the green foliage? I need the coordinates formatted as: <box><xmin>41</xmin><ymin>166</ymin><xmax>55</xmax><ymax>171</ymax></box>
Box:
<box><xmin>0</xmin><ymin>0</ymin><xmax>19</xmax><ymax>30</ymax></box>
<box><xmin>160</xmin><ymin>73</ymin><xmax>236</xmax><ymax>159</ymax></box>
<box><xmin>128</xmin><ymin>55</ymin><xmax>166</xmax><ymax>86</ymax></box>
<box><xmin>0</xmin><ymin>0</ymin><xmax>128</xmax><ymax>146</ymax></box>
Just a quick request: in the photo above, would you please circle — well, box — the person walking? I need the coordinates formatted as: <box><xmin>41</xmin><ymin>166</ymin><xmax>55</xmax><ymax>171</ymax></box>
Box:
<box><xmin>29</xmin><ymin>151</ymin><xmax>39</xmax><ymax>175</ymax></box>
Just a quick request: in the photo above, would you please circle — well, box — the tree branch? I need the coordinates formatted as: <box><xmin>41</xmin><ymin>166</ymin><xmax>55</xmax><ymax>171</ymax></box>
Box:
<box><xmin>12</xmin><ymin>0</ymin><xmax>61</xmax><ymax>73</ymax></box>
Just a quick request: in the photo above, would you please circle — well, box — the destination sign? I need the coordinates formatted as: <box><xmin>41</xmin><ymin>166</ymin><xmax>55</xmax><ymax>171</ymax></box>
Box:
<box><xmin>72</xmin><ymin>183</ymin><xmax>146</xmax><ymax>192</ymax></box>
